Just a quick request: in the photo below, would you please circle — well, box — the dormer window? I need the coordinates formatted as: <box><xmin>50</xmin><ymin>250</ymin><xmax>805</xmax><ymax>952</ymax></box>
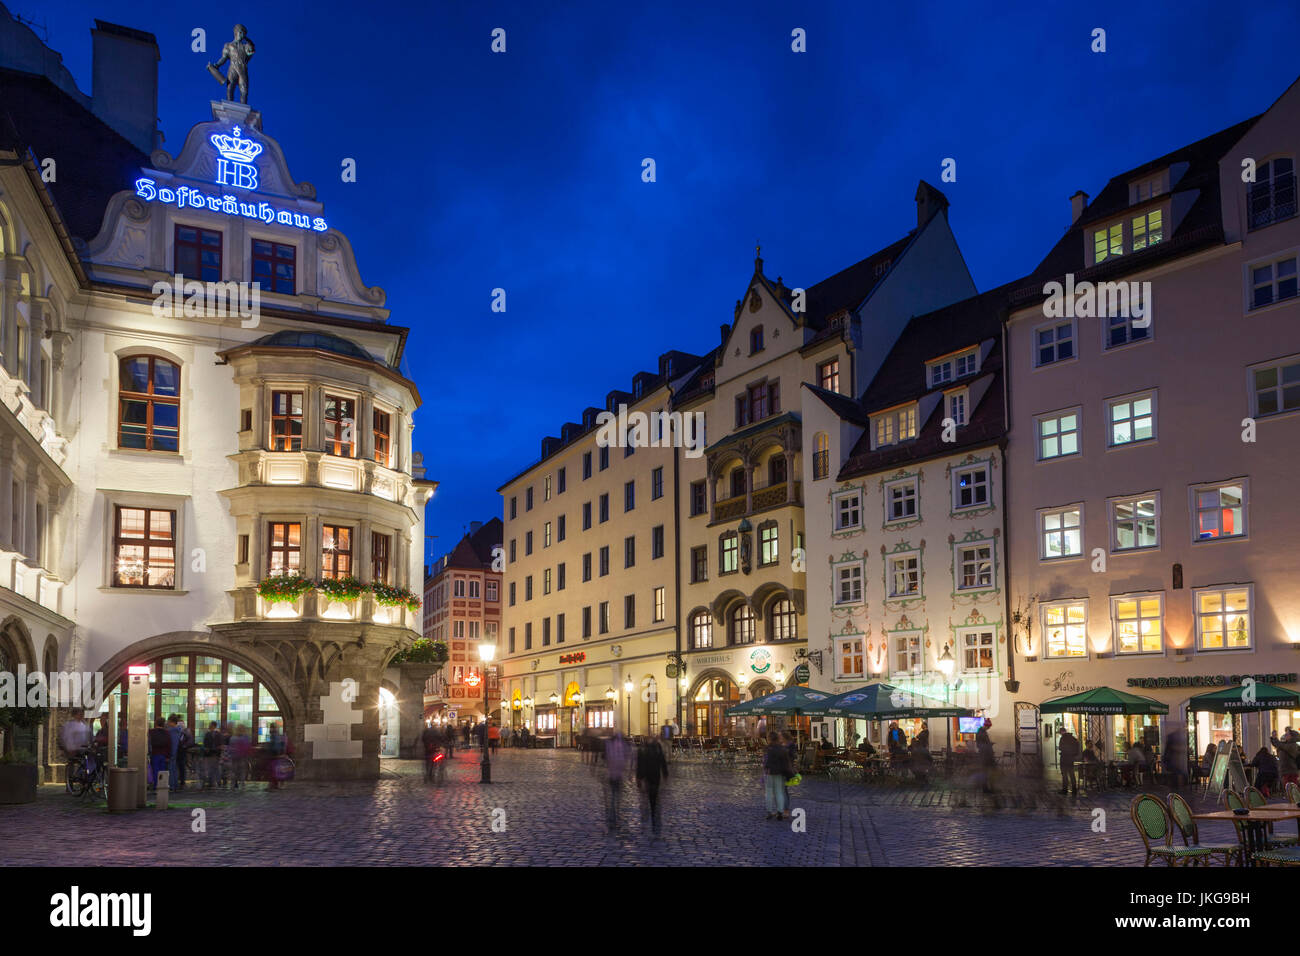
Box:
<box><xmin>1249</xmin><ymin>157</ymin><xmax>1297</xmax><ymax>231</ymax></box>
<box><xmin>1092</xmin><ymin>209</ymin><xmax>1163</xmax><ymax>264</ymax></box>
<box><xmin>873</xmin><ymin>405</ymin><xmax>917</xmax><ymax>448</ymax></box>
<box><xmin>1128</xmin><ymin>171</ymin><xmax>1169</xmax><ymax>205</ymax></box>
<box><xmin>633</xmin><ymin>380</ymin><xmax>644</xmax><ymax>399</ymax></box>
<box><xmin>946</xmin><ymin>389</ymin><xmax>968</xmax><ymax>426</ymax></box>
<box><xmin>750</xmin><ymin>326</ymin><xmax>765</xmax><ymax>354</ymax></box>
<box><xmin>927</xmin><ymin>348</ymin><xmax>978</xmax><ymax>388</ymax></box>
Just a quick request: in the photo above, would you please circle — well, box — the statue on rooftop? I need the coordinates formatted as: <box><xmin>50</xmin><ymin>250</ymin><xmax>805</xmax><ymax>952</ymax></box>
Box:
<box><xmin>207</xmin><ymin>24</ymin><xmax>255</xmax><ymax>104</ymax></box>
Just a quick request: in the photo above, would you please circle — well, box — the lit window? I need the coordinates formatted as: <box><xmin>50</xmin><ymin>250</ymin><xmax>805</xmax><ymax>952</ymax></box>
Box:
<box><xmin>112</xmin><ymin>507</ymin><xmax>177</xmax><ymax>588</ymax></box>
<box><xmin>691</xmin><ymin>610</ymin><xmax>713</xmax><ymax>649</ymax></box>
<box><xmin>1111</xmin><ymin>495</ymin><xmax>1158</xmax><ymax>551</ymax></box>
<box><xmin>1037</xmin><ymin>410</ymin><xmax>1080</xmax><ymax>460</ymax></box>
<box><xmin>1108</xmin><ymin>394</ymin><xmax>1155</xmax><ymax>445</ymax></box>
<box><xmin>893</xmin><ymin>634</ymin><xmax>922</xmax><ymax>675</ymax></box>
<box><xmin>267</xmin><ymin>521</ymin><xmax>301</xmax><ymax>576</ymax></box>
<box><xmin>813</xmin><ymin>433</ymin><xmax>830</xmax><ymax>480</ymax></box>
<box><xmin>888</xmin><ymin>552</ymin><xmax>920</xmax><ymax>598</ymax></box>
<box><xmin>819</xmin><ymin>359</ymin><xmax>840</xmax><ymax>393</ymax></box>
<box><xmin>1193</xmin><ymin>482</ymin><xmax>1246</xmax><ymax>540</ymax></box>
<box><xmin>759</xmin><ymin>523</ymin><xmax>779</xmax><ymax>566</ymax></box>
<box><xmin>1040</xmin><ymin>506</ymin><xmax>1082</xmax><ymax>559</ymax></box>
<box><xmin>769</xmin><ymin>599</ymin><xmax>796</xmax><ymax>641</ymax></box>
<box><xmin>960</xmin><ymin>629</ymin><xmax>994</xmax><ymax>672</ymax></box>
<box><xmin>324</xmin><ymin>395</ymin><xmax>356</xmax><ymax>457</ymax></box>
<box><xmin>1130</xmin><ymin>210</ymin><xmax>1163</xmax><ymax>251</ymax></box>
<box><xmin>1043</xmin><ymin>602</ymin><xmax>1087</xmax><ymax>658</ymax></box>
<box><xmin>729</xmin><ymin>604</ymin><xmax>756</xmax><ymax>645</ymax></box>
<box><xmin>720</xmin><ymin>533</ymin><xmax>739</xmax><ymax>574</ymax></box>
<box><xmin>838</xmin><ymin>638</ymin><xmax>864</xmax><ymax>678</ymax></box>
<box><xmin>1113</xmin><ymin>595</ymin><xmax>1163</xmax><ymax>654</ymax></box>
<box><xmin>320</xmin><ymin>525</ymin><xmax>352</xmax><ymax>579</ymax></box>
<box><xmin>956</xmin><ymin>543</ymin><xmax>993</xmax><ymax>591</ymax></box>
<box><xmin>1093</xmin><ymin>222</ymin><xmax>1123</xmax><ymax>263</ymax></box>
<box><xmin>1195</xmin><ymin>587</ymin><xmax>1252</xmax><ymax>651</ymax></box>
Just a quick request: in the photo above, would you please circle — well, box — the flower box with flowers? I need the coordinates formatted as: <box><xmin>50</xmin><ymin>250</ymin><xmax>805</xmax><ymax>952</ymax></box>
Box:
<box><xmin>369</xmin><ymin>583</ymin><xmax>421</xmax><ymax>613</ymax></box>
<box><xmin>317</xmin><ymin>576</ymin><xmax>366</xmax><ymax>602</ymax></box>
<box><xmin>257</xmin><ymin>573</ymin><xmax>313</xmax><ymax>605</ymax></box>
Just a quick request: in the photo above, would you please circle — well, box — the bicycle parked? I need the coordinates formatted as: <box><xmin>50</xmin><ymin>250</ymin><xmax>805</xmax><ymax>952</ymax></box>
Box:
<box><xmin>65</xmin><ymin>746</ymin><xmax>106</xmax><ymax>798</ymax></box>
<box><xmin>425</xmin><ymin>749</ymin><xmax>447</xmax><ymax>785</ymax></box>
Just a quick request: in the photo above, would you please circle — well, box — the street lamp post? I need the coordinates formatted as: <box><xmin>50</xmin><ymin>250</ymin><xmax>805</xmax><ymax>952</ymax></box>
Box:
<box><xmin>479</xmin><ymin>643</ymin><xmax>496</xmax><ymax>783</ymax></box>
<box><xmin>623</xmin><ymin>677</ymin><xmax>633</xmax><ymax>733</ymax></box>
<box><xmin>937</xmin><ymin>645</ymin><xmax>956</xmax><ymax>757</ymax></box>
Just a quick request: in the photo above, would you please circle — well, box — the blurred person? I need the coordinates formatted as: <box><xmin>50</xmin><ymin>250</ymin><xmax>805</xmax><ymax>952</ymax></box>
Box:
<box><xmin>201</xmin><ymin>721</ymin><xmax>224</xmax><ymax>790</ymax></box>
<box><xmin>58</xmin><ymin>708</ymin><xmax>92</xmax><ymax>757</ymax></box>
<box><xmin>228</xmin><ymin>724</ymin><xmax>252</xmax><ymax>789</ymax></box>
<box><xmin>1057</xmin><ymin>728</ymin><xmax>1080</xmax><ymax>795</ymax></box>
<box><xmin>1270</xmin><ymin>728</ymin><xmax>1300</xmax><ymax>787</ymax></box>
<box><xmin>762</xmin><ymin>731</ymin><xmax>793</xmax><ymax>820</ymax></box>
<box><xmin>1251</xmin><ymin>746</ymin><xmax>1279</xmax><ymax>796</ymax></box>
<box><xmin>976</xmin><ymin>719</ymin><xmax>996</xmax><ymax>793</ymax></box>
<box><xmin>604</xmin><ymin>732</ymin><xmax>629</xmax><ymax>833</ymax></box>
<box><xmin>147</xmin><ymin>718</ymin><xmax>170</xmax><ymax>789</ymax></box>
<box><xmin>488</xmin><ymin>721</ymin><xmax>500</xmax><ymax>755</ymax></box>
<box><xmin>910</xmin><ymin>727</ymin><xmax>934</xmax><ymax>786</ymax></box>
<box><xmin>636</xmin><ymin>734</ymin><xmax>669</xmax><ymax>835</ymax></box>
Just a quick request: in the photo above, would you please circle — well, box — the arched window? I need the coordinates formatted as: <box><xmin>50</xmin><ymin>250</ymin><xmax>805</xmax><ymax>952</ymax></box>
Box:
<box><xmin>730</xmin><ymin>604</ymin><xmax>756</xmax><ymax>646</ymax></box>
<box><xmin>769</xmin><ymin>598</ymin><xmax>797</xmax><ymax>642</ymax></box>
<box><xmin>691</xmin><ymin>610</ymin><xmax>713</xmax><ymax>649</ymax></box>
<box><xmin>119</xmin><ymin>356</ymin><xmax>180</xmax><ymax>451</ymax></box>
<box><xmin>98</xmin><ymin>653</ymin><xmax>284</xmax><ymax>743</ymax></box>
<box><xmin>813</xmin><ymin>433</ymin><xmax>830</xmax><ymax>480</ymax></box>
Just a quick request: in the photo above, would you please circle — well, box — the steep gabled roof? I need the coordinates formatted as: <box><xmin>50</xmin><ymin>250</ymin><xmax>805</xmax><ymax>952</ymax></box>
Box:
<box><xmin>0</xmin><ymin>67</ymin><xmax>150</xmax><ymax>243</ymax></box>
<box><xmin>468</xmin><ymin>518</ymin><xmax>503</xmax><ymax>564</ymax></box>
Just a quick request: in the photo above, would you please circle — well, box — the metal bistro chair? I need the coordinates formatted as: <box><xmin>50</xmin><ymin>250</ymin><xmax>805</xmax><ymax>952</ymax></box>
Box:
<box><xmin>1245</xmin><ymin>786</ymin><xmax>1300</xmax><ymax>846</ymax></box>
<box><xmin>1131</xmin><ymin>794</ymin><xmax>1215</xmax><ymax>867</ymax></box>
<box><xmin>1253</xmin><ymin>846</ymin><xmax>1300</xmax><ymax>867</ymax></box>
<box><xmin>1167</xmin><ymin>792</ymin><xmax>1243</xmax><ymax>867</ymax></box>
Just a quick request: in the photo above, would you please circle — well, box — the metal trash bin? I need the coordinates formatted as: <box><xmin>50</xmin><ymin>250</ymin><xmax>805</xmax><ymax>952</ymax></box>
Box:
<box><xmin>107</xmin><ymin>767</ymin><xmax>139</xmax><ymax>812</ymax></box>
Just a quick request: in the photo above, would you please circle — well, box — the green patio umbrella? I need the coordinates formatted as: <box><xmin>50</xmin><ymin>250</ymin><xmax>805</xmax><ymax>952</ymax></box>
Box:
<box><xmin>726</xmin><ymin>686</ymin><xmax>837</xmax><ymax>717</ymax></box>
<box><xmin>1038</xmin><ymin>686</ymin><xmax>1168</xmax><ymax>715</ymax></box>
<box><xmin>823</xmin><ymin>682</ymin><xmax>974</xmax><ymax>719</ymax></box>
<box><xmin>1186</xmin><ymin>682</ymin><xmax>1300</xmax><ymax>713</ymax></box>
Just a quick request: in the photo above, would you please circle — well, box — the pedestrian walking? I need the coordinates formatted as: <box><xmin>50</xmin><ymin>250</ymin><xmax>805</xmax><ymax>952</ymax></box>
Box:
<box><xmin>660</xmin><ymin>719</ymin><xmax>674</xmax><ymax>762</ymax></box>
<box><xmin>166</xmin><ymin>714</ymin><xmax>188</xmax><ymax>791</ymax></box>
<box><xmin>201</xmin><ymin>721</ymin><xmax>223</xmax><ymax>789</ymax></box>
<box><xmin>421</xmin><ymin>722</ymin><xmax>443</xmax><ymax>782</ymax></box>
<box><xmin>462</xmin><ymin>723</ymin><xmax>471</xmax><ymax>747</ymax></box>
<box><xmin>1271</xmin><ymin>728</ymin><xmax>1300</xmax><ymax>787</ymax></box>
<box><xmin>603</xmin><ymin>732</ymin><xmax>629</xmax><ymax>833</ymax></box>
<box><xmin>636</xmin><ymin>735</ymin><xmax>669</xmax><ymax>835</ymax></box>
<box><xmin>58</xmin><ymin>708</ymin><xmax>92</xmax><ymax>757</ymax></box>
<box><xmin>887</xmin><ymin>720</ymin><xmax>907</xmax><ymax>755</ymax></box>
<box><xmin>910</xmin><ymin>728</ymin><xmax>934</xmax><ymax>786</ymax></box>
<box><xmin>1251</xmin><ymin>746</ymin><xmax>1280</xmax><ymax>796</ymax></box>
<box><xmin>267</xmin><ymin>721</ymin><xmax>288</xmax><ymax>790</ymax></box>
<box><xmin>1058</xmin><ymin>728</ymin><xmax>1080</xmax><ymax>795</ymax></box>
<box><xmin>488</xmin><ymin>721</ymin><xmax>500</xmax><ymax>755</ymax></box>
<box><xmin>757</xmin><ymin>716</ymin><xmax>767</xmax><ymax>740</ymax></box>
<box><xmin>762</xmin><ymin>731</ymin><xmax>793</xmax><ymax>820</ymax></box>
<box><xmin>976</xmin><ymin>718</ymin><xmax>996</xmax><ymax>793</ymax></box>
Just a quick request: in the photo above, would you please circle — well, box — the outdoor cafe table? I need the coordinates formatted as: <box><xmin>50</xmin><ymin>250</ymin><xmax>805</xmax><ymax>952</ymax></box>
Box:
<box><xmin>1192</xmin><ymin>805</ymin><xmax>1300</xmax><ymax>865</ymax></box>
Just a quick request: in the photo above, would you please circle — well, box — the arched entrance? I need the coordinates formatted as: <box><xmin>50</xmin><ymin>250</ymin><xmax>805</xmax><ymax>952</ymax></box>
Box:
<box><xmin>97</xmin><ymin>652</ymin><xmax>287</xmax><ymax>743</ymax></box>
<box><xmin>690</xmin><ymin>672</ymin><xmax>740</xmax><ymax>737</ymax></box>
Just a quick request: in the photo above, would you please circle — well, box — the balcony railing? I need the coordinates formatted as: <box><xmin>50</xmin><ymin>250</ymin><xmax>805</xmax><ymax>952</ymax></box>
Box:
<box><xmin>712</xmin><ymin>481</ymin><xmax>802</xmax><ymax>522</ymax></box>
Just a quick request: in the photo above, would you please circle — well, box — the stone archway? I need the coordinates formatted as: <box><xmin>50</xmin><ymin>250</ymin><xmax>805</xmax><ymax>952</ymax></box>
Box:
<box><xmin>378</xmin><ymin>677</ymin><xmax>400</xmax><ymax>757</ymax></box>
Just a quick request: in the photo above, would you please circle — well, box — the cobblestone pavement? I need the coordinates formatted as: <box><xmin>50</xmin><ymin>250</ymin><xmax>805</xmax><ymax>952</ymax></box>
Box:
<box><xmin>0</xmin><ymin>749</ymin><xmax>1240</xmax><ymax>866</ymax></box>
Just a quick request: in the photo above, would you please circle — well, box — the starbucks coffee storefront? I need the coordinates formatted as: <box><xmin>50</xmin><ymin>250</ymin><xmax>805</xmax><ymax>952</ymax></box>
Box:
<box><xmin>1018</xmin><ymin>660</ymin><xmax>1300</xmax><ymax>775</ymax></box>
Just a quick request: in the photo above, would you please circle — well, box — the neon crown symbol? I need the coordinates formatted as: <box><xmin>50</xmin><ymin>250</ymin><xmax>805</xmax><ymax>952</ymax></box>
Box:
<box><xmin>209</xmin><ymin>126</ymin><xmax>263</xmax><ymax>164</ymax></box>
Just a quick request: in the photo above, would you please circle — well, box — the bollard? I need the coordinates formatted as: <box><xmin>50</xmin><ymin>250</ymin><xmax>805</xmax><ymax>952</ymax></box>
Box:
<box><xmin>156</xmin><ymin>770</ymin><xmax>169</xmax><ymax>810</ymax></box>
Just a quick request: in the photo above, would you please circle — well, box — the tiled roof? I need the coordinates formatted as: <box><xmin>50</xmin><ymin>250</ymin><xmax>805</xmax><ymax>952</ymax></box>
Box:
<box><xmin>1018</xmin><ymin>116</ymin><xmax>1258</xmax><ymax>297</ymax></box>
<box><xmin>0</xmin><ymin>68</ymin><xmax>149</xmax><ymax>243</ymax></box>
<box><xmin>798</xmin><ymin>232</ymin><xmax>915</xmax><ymax>329</ymax></box>
<box><xmin>838</xmin><ymin>283</ymin><xmax>1016</xmax><ymax>479</ymax></box>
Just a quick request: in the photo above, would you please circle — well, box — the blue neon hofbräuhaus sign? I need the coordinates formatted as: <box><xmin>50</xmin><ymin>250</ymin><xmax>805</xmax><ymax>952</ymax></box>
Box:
<box><xmin>133</xmin><ymin>126</ymin><xmax>327</xmax><ymax>233</ymax></box>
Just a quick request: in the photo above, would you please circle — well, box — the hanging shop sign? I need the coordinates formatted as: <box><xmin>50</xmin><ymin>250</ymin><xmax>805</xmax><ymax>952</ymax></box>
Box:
<box><xmin>1126</xmin><ymin>672</ymin><xmax>1297</xmax><ymax>689</ymax></box>
<box><xmin>132</xmin><ymin>126</ymin><xmax>328</xmax><ymax>233</ymax></box>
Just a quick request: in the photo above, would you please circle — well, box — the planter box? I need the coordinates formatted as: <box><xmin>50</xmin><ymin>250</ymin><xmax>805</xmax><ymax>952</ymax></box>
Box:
<box><xmin>0</xmin><ymin>763</ymin><xmax>39</xmax><ymax>804</ymax></box>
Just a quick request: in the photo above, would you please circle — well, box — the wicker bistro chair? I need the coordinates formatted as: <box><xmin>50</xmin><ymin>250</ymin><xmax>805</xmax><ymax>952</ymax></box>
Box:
<box><xmin>1245</xmin><ymin>786</ymin><xmax>1300</xmax><ymax>846</ymax></box>
<box><xmin>1286</xmin><ymin>781</ymin><xmax>1300</xmax><ymax>806</ymax></box>
<box><xmin>1167</xmin><ymin>793</ymin><xmax>1243</xmax><ymax>866</ymax></box>
<box><xmin>1254</xmin><ymin>846</ymin><xmax>1300</xmax><ymax>866</ymax></box>
<box><xmin>1131</xmin><ymin>794</ymin><xmax>1216</xmax><ymax>867</ymax></box>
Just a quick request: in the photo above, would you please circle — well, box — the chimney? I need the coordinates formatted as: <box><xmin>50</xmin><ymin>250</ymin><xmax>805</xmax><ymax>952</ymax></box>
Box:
<box><xmin>914</xmin><ymin>180</ymin><xmax>949</xmax><ymax>229</ymax></box>
<box><xmin>1070</xmin><ymin>190</ymin><xmax>1089</xmax><ymax>225</ymax></box>
<box><xmin>720</xmin><ymin>323</ymin><xmax>730</xmax><ymax>346</ymax></box>
<box><xmin>90</xmin><ymin>20</ymin><xmax>160</xmax><ymax>155</ymax></box>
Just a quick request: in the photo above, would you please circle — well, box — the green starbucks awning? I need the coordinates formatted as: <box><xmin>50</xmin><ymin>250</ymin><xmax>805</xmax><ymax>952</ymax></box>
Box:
<box><xmin>1187</xmin><ymin>682</ymin><xmax>1300</xmax><ymax>713</ymax></box>
<box><xmin>1039</xmin><ymin>687</ymin><xmax>1168</xmax><ymax>715</ymax></box>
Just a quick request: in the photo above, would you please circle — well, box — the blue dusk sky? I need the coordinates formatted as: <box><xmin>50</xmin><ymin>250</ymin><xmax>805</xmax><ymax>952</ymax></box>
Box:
<box><xmin>27</xmin><ymin>0</ymin><xmax>1300</xmax><ymax>567</ymax></box>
